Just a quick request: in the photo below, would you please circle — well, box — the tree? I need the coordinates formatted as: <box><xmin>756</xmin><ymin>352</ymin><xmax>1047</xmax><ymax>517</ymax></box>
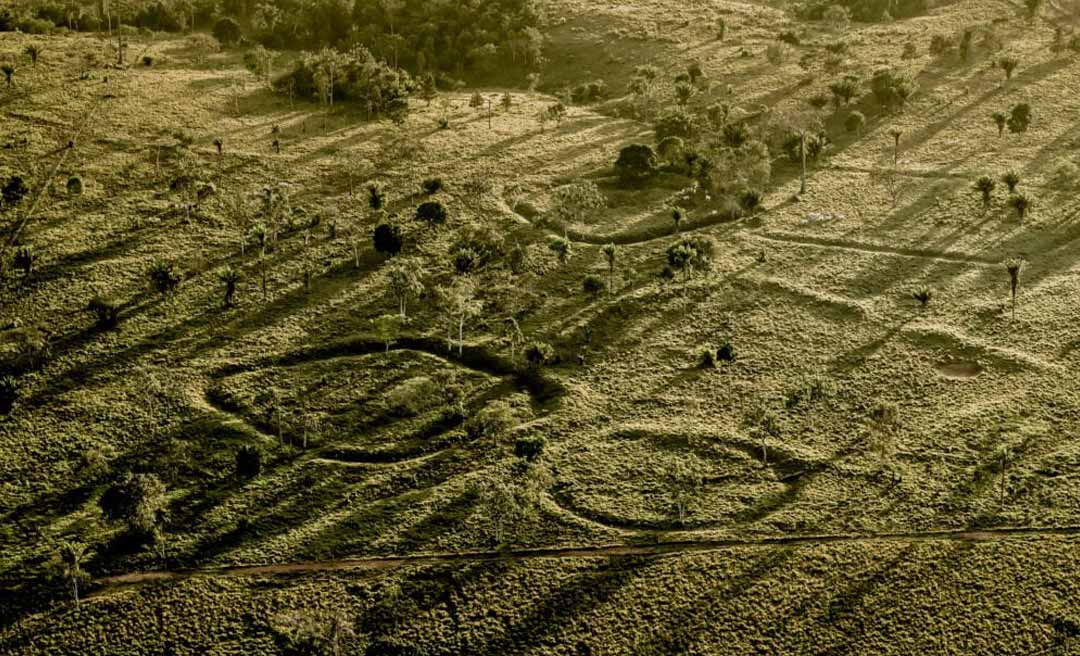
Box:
<box><xmin>1002</xmin><ymin>171</ymin><xmax>1021</xmax><ymax>193</ymax></box>
<box><xmin>844</xmin><ymin>111</ymin><xmax>866</xmax><ymax>136</ymax></box>
<box><xmin>1010</xmin><ymin>193</ymin><xmax>1031</xmax><ymax>224</ymax></box>
<box><xmin>415</xmin><ymin>200</ymin><xmax>447</xmax><ymax>224</ymax></box>
<box><xmin>385</xmin><ymin>256</ymin><xmax>425</xmax><ymax>319</ymax></box>
<box><xmin>549</xmin><ymin>181</ymin><xmax>606</xmax><ymax>227</ymax></box>
<box><xmin>998</xmin><ymin>56</ymin><xmax>1019</xmax><ymax>81</ymax></box>
<box><xmin>870</xmin><ymin>67</ymin><xmax>917</xmax><ymax>111</ymax></box>
<box><xmin>774</xmin><ymin>110</ymin><xmax>824</xmax><ymax>194</ymax></box>
<box><xmin>373</xmin><ymin>222</ymin><xmax>403</xmax><ymax>257</ymax></box>
<box><xmin>1</xmin><ymin>64</ymin><xmax>14</xmax><ymax>87</ymax></box>
<box><xmin>524</xmin><ymin>341</ymin><xmax>554</xmax><ymax>368</ymax></box>
<box><xmin>470</xmin><ymin>462</ymin><xmax>549</xmax><ymax>546</ymax></box>
<box><xmin>419</xmin><ymin>72</ymin><xmax>437</xmax><ymax>106</ymax></box>
<box><xmin>601</xmin><ymin>243</ymin><xmax>617</xmax><ymax>294</ymax></box>
<box><xmin>828</xmin><ymin>76</ymin><xmax>859</xmax><ymax>106</ymax></box>
<box><xmin>368</xmin><ymin>184</ymin><xmax>386</xmax><ymax>212</ymax></box>
<box><xmin>992</xmin><ymin>111</ymin><xmax>1007</xmax><ymax>137</ymax></box>
<box><xmin>213</xmin><ymin>17</ymin><xmax>242</xmax><ymax>46</ymax></box>
<box><xmin>372</xmin><ymin>314</ymin><xmax>402</xmax><ymax>352</ymax></box>
<box><xmin>912</xmin><ymin>285</ymin><xmax>933</xmax><ymax>308</ymax></box>
<box><xmin>441</xmin><ymin>279</ymin><xmax>482</xmax><ymax>355</ymax></box>
<box><xmin>1007</xmin><ymin>103</ymin><xmax>1031</xmax><ymax>134</ymax></box>
<box><xmin>235</xmin><ymin>445</ymin><xmax>262</xmax><ymax>478</ymax></box>
<box><xmin>24</xmin><ymin>44</ymin><xmax>43</xmax><ymax>66</ymax></box>
<box><xmin>548</xmin><ymin>236</ymin><xmax>572</xmax><ymax>264</ymax></box>
<box><xmin>1004</xmin><ymin>257</ymin><xmax>1023</xmax><ymax>319</ymax></box>
<box><xmin>13</xmin><ymin>245</ymin><xmax>35</xmax><ymax>277</ymax></box>
<box><xmin>665</xmin><ymin>236</ymin><xmax>716</xmax><ymax>282</ymax></box>
<box><xmin>2</xmin><ymin>176</ymin><xmax>29</xmax><ymax>208</ymax></box>
<box><xmin>744</xmin><ymin>403</ymin><xmax>781</xmax><ymax>465</ymax></box>
<box><xmin>148</xmin><ymin>260</ymin><xmax>181</xmax><ymax>298</ymax></box>
<box><xmin>614</xmin><ymin>144</ymin><xmax>659</xmax><ymax>187</ymax></box>
<box><xmin>48</xmin><ymin>541</ymin><xmax>90</xmax><ymax>608</ymax></box>
<box><xmin>218</xmin><ymin>265</ymin><xmax>240</xmax><ymax>308</ymax></box>
<box><xmin>974</xmin><ymin>175</ymin><xmax>996</xmax><ymax>206</ymax></box>
<box><xmin>99</xmin><ymin>472</ymin><xmax>167</xmax><ymax>537</ymax></box>
<box><xmin>666</xmin><ymin>455</ymin><xmax>706</xmax><ymax>524</ymax></box>
<box><xmin>887</xmin><ymin>127</ymin><xmax>903</xmax><ymax>166</ymax></box>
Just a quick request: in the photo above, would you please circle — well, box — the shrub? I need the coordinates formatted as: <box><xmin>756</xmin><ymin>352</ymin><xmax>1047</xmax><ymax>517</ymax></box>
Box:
<box><xmin>974</xmin><ymin>175</ymin><xmax>996</xmax><ymax>205</ymax></box>
<box><xmin>469</xmin><ymin>91</ymin><xmax>484</xmax><ymax>108</ymax></box>
<box><xmin>548</xmin><ymin>236</ymin><xmax>572</xmax><ymax>264</ymax></box>
<box><xmin>1002</xmin><ymin>171</ymin><xmax>1020</xmax><ymax>193</ymax></box>
<box><xmin>450</xmin><ymin>224</ymin><xmax>505</xmax><ymax>269</ymax></box>
<box><xmin>142</xmin><ymin>55</ymin><xmax>154</xmax><ymax>67</ymax></box>
<box><xmin>235</xmin><ymin>445</ymin><xmax>262</xmax><ymax>478</ymax></box>
<box><xmin>654</xmin><ymin>108</ymin><xmax>695</xmax><ymax>142</ymax></box>
<box><xmin>13</xmin><ymin>245</ymin><xmax>35</xmax><ymax>276</ymax></box>
<box><xmin>929</xmin><ymin>34</ymin><xmax>953</xmax><ymax>56</ymax></box>
<box><xmin>87</xmin><ymin>296</ymin><xmax>121</xmax><ymax>330</ymax></box>
<box><xmin>870</xmin><ymin>67</ymin><xmax>917</xmax><ymax>110</ymax></box>
<box><xmin>844</xmin><ymin>110</ymin><xmax>866</xmax><ymax>134</ymax></box>
<box><xmin>373</xmin><ymin>223</ymin><xmax>403</xmax><ymax>256</ymax></box>
<box><xmin>778</xmin><ymin>31</ymin><xmax>801</xmax><ymax>45</ymax></box>
<box><xmin>514</xmin><ymin>435</ymin><xmax>546</xmax><ymax>462</ymax></box>
<box><xmin>614</xmin><ymin>144</ymin><xmax>659</xmax><ymax>187</ymax></box>
<box><xmin>722</xmin><ymin>123</ymin><xmax>750</xmax><ymax>148</ymax></box>
<box><xmin>98</xmin><ymin>472</ymin><xmax>166</xmax><ymax>534</ymax></box>
<box><xmin>1007</xmin><ymin>103</ymin><xmax>1031</xmax><ymax>133</ymax></box>
<box><xmin>148</xmin><ymin>260</ymin><xmax>181</xmax><ymax>297</ymax></box>
<box><xmin>765</xmin><ymin>43</ymin><xmax>791</xmax><ymax>66</ymax></box>
<box><xmin>666</xmin><ymin>236</ymin><xmax>717</xmax><ymax>280</ymax></box>
<box><xmin>453</xmin><ymin>247</ymin><xmax>479</xmax><ymax>274</ymax></box>
<box><xmin>509</xmin><ymin>242</ymin><xmax>529</xmax><ymax>274</ymax></box>
<box><xmin>739</xmin><ymin>189</ymin><xmax>762</xmax><ymax>214</ymax></box>
<box><xmin>416</xmin><ymin>201</ymin><xmax>448</xmax><ymax>224</ymax></box>
<box><xmin>912</xmin><ymin>285</ymin><xmax>932</xmax><ymax>307</ymax></box>
<box><xmin>422</xmin><ymin>178</ymin><xmax>444</xmax><ymax>195</ymax></box>
<box><xmin>657</xmin><ymin>136</ymin><xmax>685</xmax><ymax>164</ymax></box>
<box><xmin>388</xmin><ymin>377</ymin><xmax>439</xmax><ymax>416</ymax></box>
<box><xmin>1010</xmin><ymin>193</ymin><xmax>1031</xmax><ymax>222</ymax></box>
<box><xmin>582</xmin><ymin>274</ymin><xmax>604</xmax><ymax>295</ymax></box>
<box><xmin>2</xmin><ymin>175</ymin><xmax>29</xmax><ymax>208</ymax></box>
<box><xmin>1053</xmin><ymin>159</ymin><xmax>1079</xmax><ymax>187</ymax></box>
<box><xmin>717</xmin><ymin>342</ymin><xmax>735</xmax><ymax>362</ymax></box>
<box><xmin>524</xmin><ymin>341</ymin><xmax>555</xmax><ymax>368</ymax></box>
<box><xmin>212</xmin><ymin>17</ymin><xmax>242</xmax><ymax>46</ymax></box>
<box><xmin>66</xmin><ymin>177</ymin><xmax>83</xmax><ymax>195</ymax></box>
<box><xmin>465</xmin><ymin>400</ymin><xmax>515</xmax><ymax>440</ymax></box>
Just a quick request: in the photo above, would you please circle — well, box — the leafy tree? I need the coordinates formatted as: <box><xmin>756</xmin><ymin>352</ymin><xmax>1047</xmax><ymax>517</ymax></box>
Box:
<box><xmin>99</xmin><ymin>472</ymin><xmax>167</xmax><ymax>536</ymax></box>
<box><xmin>385</xmin><ymin>256</ymin><xmax>425</xmax><ymax>318</ymax></box>
<box><xmin>828</xmin><ymin>76</ymin><xmax>859</xmax><ymax>106</ymax></box>
<box><xmin>0</xmin><ymin>376</ymin><xmax>17</xmax><ymax>416</ymax></box>
<box><xmin>422</xmin><ymin>178</ymin><xmax>443</xmax><ymax>195</ymax></box>
<box><xmin>1007</xmin><ymin>103</ymin><xmax>1031</xmax><ymax>134</ymax></box>
<box><xmin>548</xmin><ymin>236</ymin><xmax>573</xmax><ymax>264</ymax></box>
<box><xmin>373</xmin><ymin>222</ymin><xmax>403</xmax><ymax>257</ymax></box>
<box><xmin>1004</xmin><ymin>257</ymin><xmax>1023</xmax><ymax>319</ymax></box>
<box><xmin>2</xmin><ymin>176</ymin><xmax>29</xmax><ymax>208</ymax></box>
<box><xmin>654</xmin><ymin>107</ymin><xmax>695</xmax><ymax>142</ymax></box>
<box><xmin>974</xmin><ymin>175</ymin><xmax>996</xmax><ymax>206</ymax></box>
<box><xmin>1010</xmin><ymin>193</ymin><xmax>1031</xmax><ymax>224</ymax></box>
<box><xmin>213</xmin><ymin>17</ymin><xmax>242</xmax><ymax>46</ymax></box>
<box><xmin>1</xmin><ymin>64</ymin><xmax>14</xmax><ymax>87</ymax></box>
<box><xmin>844</xmin><ymin>110</ymin><xmax>866</xmax><ymax>135</ymax></box>
<box><xmin>218</xmin><ymin>265</ymin><xmax>240</xmax><ymax>308</ymax></box>
<box><xmin>368</xmin><ymin>184</ymin><xmax>386</xmax><ymax>211</ymax></box>
<box><xmin>665</xmin><ymin>236</ymin><xmax>716</xmax><ymax>282</ymax></box>
<box><xmin>148</xmin><ymin>260</ymin><xmax>181</xmax><ymax>297</ymax></box>
<box><xmin>870</xmin><ymin>67</ymin><xmax>917</xmax><ymax>110</ymax></box>
<box><xmin>671</xmin><ymin>207</ymin><xmax>685</xmax><ymax>233</ymax></box>
<box><xmin>514</xmin><ymin>435</ymin><xmax>546</xmax><ymax>462</ymax></box>
<box><xmin>372</xmin><ymin>314</ymin><xmax>402</xmax><ymax>352</ymax></box>
<box><xmin>416</xmin><ymin>200</ymin><xmax>447</xmax><ymax>224</ymax></box>
<box><xmin>440</xmin><ymin>278</ymin><xmax>482</xmax><ymax>355</ymax></box>
<box><xmin>665</xmin><ymin>455</ymin><xmax>706</xmax><ymax>524</ymax></box>
<box><xmin>465</xmin><ymin>400</ymin><xmax>516</xmax><ymax>440</ymax></box>
<box><xmin>614</xmin><ymin>144</ymin><xmax>659</xmax><ymax>187</ymax></box>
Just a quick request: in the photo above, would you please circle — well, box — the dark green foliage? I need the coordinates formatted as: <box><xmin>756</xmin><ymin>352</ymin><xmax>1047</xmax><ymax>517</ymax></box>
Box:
<box><xmin>582</xmin><ymin>275</ymin><xmax>604</xmax><ymax>295</ymax></box>
<box><xmin>450</xmin><ymin>224</ymin><xmax>505</xmax><ymax>270</ymax></box>
<box><xmin>1007</xmin><ymin>103</ymin><xmax>1031</xmax><ymax>134</ymax></box>
<box><xmin>666</xmin><ymin>236</ymin><xmax>717</xmax><ymax>280</ymax></box>
<box><xmin>212</xmin><ymin>17</ymin><xmax>242</xmax><ymax>46</ymax></box>
<box><xmin>99</xmin><ymin>472</ymin><xmax>166</xmax><ymax>534</ymax></box>
<box><xmin>148</xmin><ymin>260</ymin><xmax>181</xmax><ymax>297</ymax></box>
<box><xmin>514</xmin><ymin>435</ymin><xmax>546</xmax><ymax>461</ymax></box>
<box><xmin>416</xmin><ymin>201</ymin><xmax>447</xmax><ymax>224</ymax></box>
<box><xmin>870</xmin><ymin>67</ymin><xmax>917</xmax><ymax>110</ymax></box>
<box><xmin>844</xmin><ymin>111</ymin><xmax>866</xmax><ymax>134</ymax></box>
<box><xmin>235</xmin><ymin>445</ymin><xmax>263</xmax><ymax>479</ymax></box>
<box><xmin>614</xmin><ymin>144</ymin><xmax>659</xmax><ymax>187</ymax></box>
<box><xmin>717</xmin><ymin>342</ymin><xmax>735</xmax><ymax>362</ymax></box>
<box><xmin>0</xmin><ymin>376</ymin><xmax>17</xmax><ymax>416</ymax></box>
<box><xmin>2</xmin><ymin>175</ymin><xmax>28</xmax><ymax>208</ymax></box>
<box><xmin>828</xmin><ymin>76</ymin><xmax>859</xmax><ymax>106</ymax></box>
<box><xmin>1010</xmin><ymin>193</ymin><xmax>1031</xmax><ymax>223</ymax></box>
<box><xmin>218</xmin><ymin>266</ymin><xmax>240</xmax><ymax>308</ymax></box>
<box><xmin>739</xmin><ymin>189</ymin><xmax>762</xmax><ymax>214</ymax></box>
<box><xmin>571</xmin><ymin>80</ymin><xmax>607</xmax><ymax>104</ymax></box>
<box><xmin>13</xmin><ymin>245</ymin><xmax>35</xmax><ymax>276</ymax></box>
<box><xmin>974</xmin><ymin>175</ymin><xmax>996</xmax><ymax>205</ymax></box>
<box><xmin>465</xmin><ymin>401</ymin><xmax>515</xmax><ymax>440</ymax></box>
<box><xmin>912</xmin><ymin>285</ymin><xmax>932</xmax><ymax>307</ymax></box>
<box><xmin>783</xmin><ymin>131</ymin><xmax>828</xmax><ymax>163</ymax></box>
<box><xmin>453</xmin><ymin>247</ymin><xmax>479</xmax><ymax>274</ymax></box>
<box><xmin>422</xmin><ymin>178</ymin><xmax>444</xmax><ymax>195</ymax></box>
<box><xmin>524</xmin><ymin>341</ymin><xmax>555</xmax><ymax>368</ymax></box>
<box><xmin>721</xmin><ymin>123</ymin><xmax>750</xmax><ymax>149</ymax></box>
<box><xmin>87</xmin><ymin>296</ymin><xmax>121</xmax><ymax>330</ymax></box>
<box><xmin>700</xmin><ymin>349</ymin><xmax>716</xmax><ymax>369</ymax></box>
<box><xmin>67</xmin><ymin>176</ymin><xmax>83</xmax><ymax>195</ymax></box>
<box><xmin>368</xmin><ymin>184</ymin><xmax>386</xmax><ymax>211</ymax></box>
<box><xmin>373</xmin><ymin>223</ymin><xmax>403</xmax><ymax>256</ymax></box>
<box><xmin>777</xmin><ymin>31</ymin><xmax>801</xmax><ymax>46</ymax></box>
<box><xmin>276</xmin><ymin>47</ymin><xmax>414</xmax><ymax>121</ymax></box>
<box><xmin>1001</xmin><ymin>171</ymin><xmax>1020</xmax><ymax>193</ymax></box>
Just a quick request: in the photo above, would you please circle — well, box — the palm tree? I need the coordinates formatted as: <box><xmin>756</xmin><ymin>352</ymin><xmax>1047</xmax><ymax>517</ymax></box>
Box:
<box><xmin>601</xmin><ymin>243</ymin><xmax>617</xmax><ymax>294</ymax></box>
<box><xmin>54</xmin><ymin>541</ymin><xmax>90</xmax><ymax>608</ymax></box>
<box><xmin>991</xmin><ymin>112</ymin><xmax>1006</xmax><ymax>137</ymax></box>
<box><xmin>974</xmin><ymin>175</ymin><xmax>996</xmax><ymax>207</ymax></box>
<box><xmin>218</xmin><ymin>265</ymin><xmax>240</xmax><ymax>307</ymax></box>
<box><xmin>1004</xmin><ymin>257</ymin><xmax>1023</xmax><ymax>319</ymax></box>
<box><xmin>1001</xmin><ymin>170</ymin><xmax>1021</xmax><ymax>193</ymax></box>
<box><xmin>1</xmin><ymin>64</ymin><xmax>15</xmax><ymax>87</ymax></box>
<box><xmin>672</xmin><ymin>208</ymin><xmax>684</xmax><ymax>233</ymax></box>
<box><xmin>911</xmin><ymin>285</ymin><xmax>932</xmax><ymax>308</ymax></box>
<box><xmin>24</xmin><ymin>44</ymin><xmax>42</xmax><ymax>66</ymax></box>
<box><xmin>887</xmin><ymin>128</ymin><xmax>903</xmax><ymax>166</ymax></box>
<box><xmin>1010</xmin><ymin>193</ymin><xmax>1031</xmax><ymax>224</ymax></box>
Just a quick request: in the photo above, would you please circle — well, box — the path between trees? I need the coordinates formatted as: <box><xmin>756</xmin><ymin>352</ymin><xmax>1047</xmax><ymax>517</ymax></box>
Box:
<box><xmin>91</xmin><ymin>523</ymin><xmax>1080</xmax><ymax>596</ymax></box>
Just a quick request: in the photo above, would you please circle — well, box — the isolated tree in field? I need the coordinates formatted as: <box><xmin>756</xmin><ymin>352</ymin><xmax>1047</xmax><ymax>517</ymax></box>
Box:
<box><xmin>371</xmin><ymin>314</ymin><xmax>402</xmax><ymax>352</ymax></box>
<box><xmin>601</xmin><ymin>243</ymin><xmax>617</xmax><ymax>294</ymax></box>
<box><xmin>1004</xmin><ymin>257</ymin><xmax>1023</xmax><ymax>318</ymax></box>
<box><xmin>615</xmin><ymin>144</ymin><xmax>659</xmax><ymax>187</ymax></box>
<box><xmin>24</xmin><ymin>44</ymin><xmax>42</xmax><ymax>66</ymax></box>
<box><xmin>49</xmin><ymin>541</ymin><xmax>90</xmax><ymax>608</ymax></box>
<box><xmin>744</xmin><ymin>404</ymin><xmax>781</xmax><ymax>465</ymax></box>
<box><xmin>845</xmin><ymin>111</ymin><xmax>866</xmax><ymax>136</ymax></box>
<box><xmin>1007</xmin><ymin>103</ymin><xmax>1031</xmax><ymax>134</ymax></box>
<box><xmin>1</xmin><ymin>64</ymin><xmax>14</xmax><ymax>87</ymax></box>
<box><xmin>368</xmin><ymin>183</ymin><xmax>386</xmax><ymax>212</ymax></box>
<box><xmin>235</xmin><ymin>444</ymin><xmax>262</xmax><ymax>478</ymax></box>
<box><xmin>218</xmin><ymin>265</ymin><xmax>240</xmax><ymax>308</ymax></box>
<box><xmin>828</xmin><ymin>76</ymin><xmax>859</xmax><ymax>106</ymax></box>
<box><xmin>386</xmin><ymin>256</ymin><xmax>425</xmax><ymax>319</ymax></box>
<box><xmin>666</xmin><ymin>456</ymin><xmax>705</xmax><ymax>524</ymax></box>
<box><xmin>148</xmin><ymin>260</ymin><xmax>181</xmax><ymax>298</ymax></box>
<box><xmin>991</xmin><ymin>112</ymin><xmax>1007</xmax><ymax>137</ymax></box>
<box><xmin>99</xmin><ymin>472</ymin><xmax>167</xmax><ymax>538</ymax></box>
<box><xmin>912</xmin><ymin>285</ymin><xmax>933</xmax><ymax>308</ymax></box>
<box><xmin>671</xmin><ymin>207</ymin><xmax>685</xmax><ymax>233</ymax></box>
<box><xmin>441</xmin><ymin>278</ymin><xmax>482</xmax><ymax>355</ymax></box>
<box><xmin>2</xmin><ymin>176</ymin><xmax>28</xmax><ymax>208</ymax></box>
<box><xmin>887</xmin><ymin>127</ymin><xmax>903</xmax><ymax>166</ymax></box>
<box><xmin>998</xmin><ymin>56</ymin><xmax>1019</xmax><ymax>81</ymax></box>
<box><xmin>869</xmin><ymin>401</ymin><xmax>899</xmax><ymax>461</ymax></box>
<box><xmin>974</xmin><ymin>175</ymin><xmax>996</xmax><ymax>207</ymax></box>
<box><xmin>373</xmin><ymin>222</ymin><xmax>403</xmax><ymax>257</ymax></box>
<box><xmin>549</xmin><ymin>236</ymin><xmax>573</xmax><ymax>264</ymax></box>
<box><xmin>1002</xmin><ymin>170</ymin><xmax>1021</xmax><ymax>193</ymax></box>
<box><xmin>775</xmin><ymin>109</ymin><xmax>825</xmax><ymax>195</ymax></box>
<box><xmin>1010</xmin><ymin>193</ymin><xmax>1031</xmax><ymax>223</ymax></box>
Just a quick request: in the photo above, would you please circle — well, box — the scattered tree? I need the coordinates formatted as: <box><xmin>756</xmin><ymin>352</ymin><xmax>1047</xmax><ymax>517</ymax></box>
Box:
<box><xmin>372</xmin><ymin>314</ymin><xmax>403</xmax><ymax>352</ymax></box>
<box><xmin>992</xmin><ymin>111</ymin><xmax>1007</xmax><ymax>137</ymax></box>
<box><xmin>148</xmin><ymin>260</ymin><xmax>181</xmax><ymax>298</ymax></box>
<box><xmin>601</xmin><ymin>243</ymin><xmax>617</xmax><ymax>294</ymax></box>
<box><xmin>998</xmin><ymin>56</ymin><xmax>1019</xmax><ymax>81</ymax></box>
<box><xmin>385</xmin><ymin>257</ymin><xmax>425</xmax><ymax>318</ymax></box>
<box><xmin>974</xmin><ymin>175</ymin><xmax>996</xmax><ymax>206</ymax></box>
<box><xmin>1010</xmin><ymin>193</ymin><xmax>1031</xmax><ymax>224</ymax></box>
<box><xmin>1004</xmin><ymin>257</ymin><xmax>1023</xmax><ymax>319</ymax></box>
<box><xmin>912</xmin><ymin>285</ymin><xmax>933</xmax><ymax>308</ymax></box>
<box><xmin>235</xmin><ymin>445</ymin><xmax>262</xmax><ymax>478</ymax></box>
<box><xmin>1002</xmin><ymin>170</ymin><xmax>1021</xmax><ymax>193</ymax></box>
<box><xmin>549</xmin><ymin>236</ymin><xmax>573</xmax><ymax>264</ymax></box>
<box><xmin>48</xmin><ymin>541</ymin><xmax>90</xmax><ymax>608</ymax></box>
<box><xmin>24</xmin><ymin>44</ymin><xmax>43</xmax><ymax>66</ymax></box>
<box><xmin>614</xmin><ymin>144</ymin><xmax>660</xmax><ymax>187</ymax></box>
<box><xmin>373</xmin><ymin>222</ymin><xmax>403</xmax><ymax>257</ymax></box>
<box><xmin>441</xmin><ymin>278</ymin><xmax>482</xmax><ymax>355</ymax></box>
<box><xmin>218</xmin><ymin>265</ymin><xmax>240</xmax><ymax>308</ymax></box>
<box><xmin>665</xmin><ymin>455</ymin><xmax>706</xmax><ymax>524</ymax></box>
<box><xmin>1007</xmin><ymin>103</ymin><xmax>1031</xmax><ymax>134</ymax></box>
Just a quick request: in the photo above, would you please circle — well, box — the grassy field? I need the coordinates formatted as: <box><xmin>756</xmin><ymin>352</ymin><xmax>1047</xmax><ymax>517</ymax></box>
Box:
<box><xmin>5</xmin><ymin>0</ymin><xmax>1080</xmax><ymax>652</ymax></box>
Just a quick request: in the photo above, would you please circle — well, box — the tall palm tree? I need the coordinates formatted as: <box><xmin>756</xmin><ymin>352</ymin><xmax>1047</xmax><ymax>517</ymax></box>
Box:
<box><xmin>55</xmin><ymin>541</ymin><xmax>90</xmax><ymax>608</ymax></box>
<box><xmin>23</xmin><ymin>44</ymin><xmax>42</xmax><ymax>66</ymax></box>
<box><xmin>1004</xmin><ymin>257</ymin><xmax>1023</xmax><ymax>319</ymax></box>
